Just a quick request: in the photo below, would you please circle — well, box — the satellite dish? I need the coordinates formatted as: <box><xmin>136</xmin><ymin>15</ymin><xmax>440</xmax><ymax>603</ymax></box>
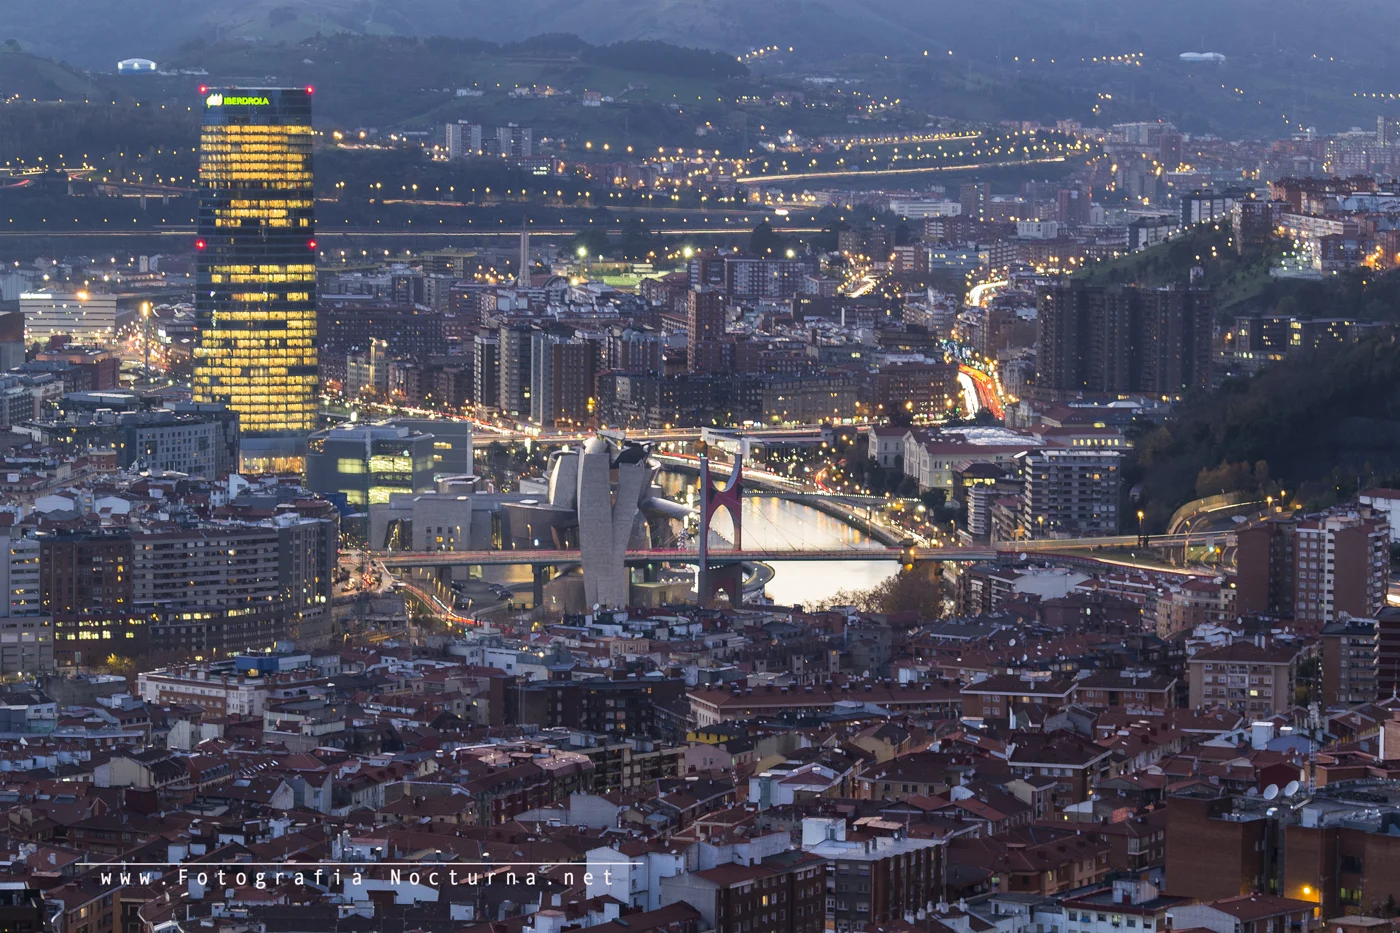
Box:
<box><xmin>1263</xmin><ymin>784</ymin><xmax>1279</xmax><ymax>800</ymax></box>
<box><xmin>1245</xmin><ymin>787</ymin><xmax>1259</xmax><ymax>797</ymax></box>
<box><xmin>1018</xmin><ymin>552</ymin><xmax>1027</xmax><ymax>561</ymax></box>
<box><xmin>1008</xmin><ymin>638</ymin><xmax>1016</xmax><ymax>647</ymax></box>
<box><xmin>1284</xmin><ymin>780</ymin><xmax>1301</xmax><ymax>797</ymax></box>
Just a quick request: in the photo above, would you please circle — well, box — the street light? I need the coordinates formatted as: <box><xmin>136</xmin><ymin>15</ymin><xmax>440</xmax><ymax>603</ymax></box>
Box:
<box><xmin>141</xmin><ymin>301</ymin><xmax>152</xmax><ymax>380</ymax></box>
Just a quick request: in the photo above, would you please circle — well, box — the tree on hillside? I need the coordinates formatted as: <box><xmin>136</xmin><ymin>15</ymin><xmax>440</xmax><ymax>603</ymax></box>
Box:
<box><xmin>749</xmin><ymin>220</ymin><xmax>789</xmax><ymax>256</ymax></box>
<box><xmin>1128</xmin><ymin>338</ymin><xmax>1400</xmax><ymax>529</ymax></box>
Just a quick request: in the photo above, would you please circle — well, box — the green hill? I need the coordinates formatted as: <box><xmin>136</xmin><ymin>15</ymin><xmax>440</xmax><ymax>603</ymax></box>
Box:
<box><xmin>1132</xmin><ymin>337</ymin><xmax>1400</xmax><ymax>528</ymax></box>
<box><xmin>1076</xmin><ymin>225</ymin><xmax>1284</xmax><ymax>320</ymax></box>
<box><xmin>1078</xmin><ymin>224</ymin><xmax>1400</xmax><ymax>327</ymax></box>
<box><xmin>0</xmin><ymin>45</ymin><xmax>103</xmax><ymax>100</ymax></box>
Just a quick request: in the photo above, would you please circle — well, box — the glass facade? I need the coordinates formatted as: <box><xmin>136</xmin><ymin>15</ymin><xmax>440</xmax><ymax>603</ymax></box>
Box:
<box><xmin>194</xmin><ymin>87</ymin><xmax>318</xmax><ymax>471</ymax></box>
<box><xmin>305</xmin><ymin>424</ymin><xmax>438</xmax><ymax>509</ymax></box>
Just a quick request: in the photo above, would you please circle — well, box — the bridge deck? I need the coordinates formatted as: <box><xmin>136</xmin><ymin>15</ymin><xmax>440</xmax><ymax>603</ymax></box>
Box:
<box><xmin>374</xmin><ymin>531</ymin><xmax>1230</xmax><ymax>569</ymax></box>
<box><xmin>377</xmin><ymin>547</ymin><xmax>928</xmax><ymax>567</ymax></box>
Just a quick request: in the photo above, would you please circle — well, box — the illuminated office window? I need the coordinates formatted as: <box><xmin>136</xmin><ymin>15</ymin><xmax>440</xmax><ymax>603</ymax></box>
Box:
<box><xmin>193</xmin><ymin>87</ymin><xmax>319</xmax><ymax>450</ymax></box>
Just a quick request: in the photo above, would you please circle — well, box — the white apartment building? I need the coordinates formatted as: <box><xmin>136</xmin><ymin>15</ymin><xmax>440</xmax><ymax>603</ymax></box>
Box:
<box><xmin>1019</xmin><ymin>448</ymin><xmax>1121</xmax><ymax>539</ymax></box>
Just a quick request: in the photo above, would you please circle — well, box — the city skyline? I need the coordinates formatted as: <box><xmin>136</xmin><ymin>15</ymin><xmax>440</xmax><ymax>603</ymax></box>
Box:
<box><xmin>1</xmin><ymin>8</ymin><xmax>1400</xmax><ymax>931</ymax></box>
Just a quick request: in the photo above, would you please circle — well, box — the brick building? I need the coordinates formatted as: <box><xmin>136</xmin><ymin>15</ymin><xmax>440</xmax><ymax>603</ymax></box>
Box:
<box><xmin>1005</xmin><ymin>732</ymin><xmax>1117</xmax><ymax>809</ymax></box>
<box><xmin>1035</xmin><ymin>282</ymin><xmax>1212</xmax><ymax>400</ymax></box>
<box><xmin>960</xmin><ymin>672</ymin><xmax>1079</xmax><ymax>723</ymax></box>
<box><xmin>1075</xmin><ymin>670</ymin><xmax>1179</xmax><ymax>711</ymax></box>
<box><xmin>688</xmin><ymin>682</ymin><xmax>962</xmax><ymax>728</ymax></box>
<box><xmin>1378</xmin><ymin>606</ymin><xmax>1400</xmax><ymax>696</ymax></box>
<box><xmin>1156</xmin><ymin>578</ymin><xmax>1237</xmax><ymax>638</ymax></box>
<box><xmin>1187</xmin><ymin>642</ymin><xmax>1302</xmax><ymax>718</ymax></box>
<box><xmin>1236</xmin><ymin>509</ymin><xmax>1389</xmax><ymax>626</ymax></box>
<box><xmin>1320</xmin><ymin>617</ymin><xmax>1378</xmax><ymax>706</ymax></box>
<box><xmin>1164</xmin><ymin>794</ymin><xmax>1275</xmax><ymax>900</ymax></box>
<box><xmin>800</xmin><ymin>817</ymin><xmax>944</xmax><ymax>933</ymax></box>
<box><xmin>1165</xmin><ymin>789</ymin><xmax>1400</xmax><ymax>915</ymax></box>
<box><xmin>686</xmin><ymin>289</ymin><xmax>728</xmax><ymax>374</ymax></box>
<box><xmin>947</xmin><ymin>825</ymin><xmax>1110</xmax><ymax>895</ymax></box>
<box><xmin>1292</xmin><ymin>511</ymin><xmax>1389</xmax><ymax>626</ymax></box>
<box><xmin>658</xmin><ymin>850</ymin><xmax>827</xmax><ymax>933</ymax></box>
<box><xmin>39</xmin><ymin>532</ymin><xmax>144</xmax><ymax>667</ymax></box>
<box><xmin>873</xmin><ymin>362</ymin><xmax>960</xmax><ymax>420</ymax></box>
<box><xmin>517</xmin><ymin>678</ymin><xmax>687</xmax><ymax>737</ymax></box>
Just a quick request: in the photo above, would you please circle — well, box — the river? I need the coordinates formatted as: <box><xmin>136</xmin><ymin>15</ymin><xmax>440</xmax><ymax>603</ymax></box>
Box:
<box><xmin>654</xmin><ymin>471</ymin><xmax>897</xmax><ymax>607</ymax></box>
<box><xmin>480</xmin><ymin>472</ymin><xmax>899</xmax><ymax>608</ymax></box>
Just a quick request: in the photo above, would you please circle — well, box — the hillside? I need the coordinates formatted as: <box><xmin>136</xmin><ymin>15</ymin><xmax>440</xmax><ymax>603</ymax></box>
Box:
<box><xmin>2</xmin><ymin>1</ymin><xmax>1399</xmax><ymax>135</ymax></box>
<box><xmin>7</xmin><ymin>2</ymin><xmax>1400</xmax><ymax>136</ymax></box>
<box><xmin>1082</xmin><ymin>228</ymin><xmax>1400</xmax><ymax>523</ymax></box>
<box><xmin>1131</xmin><ymin>338</ymin><xmax>1400</xmax><ymax>528</ymax></box>
<box><xmin>12</xmin><ymin>0</ymin><xmax>1400</xmax><ymax>70</ymax></box>
<box><xmin>0</xmin><ymin>45</ymin><xmax>104</xmax><ymax>100</ymax></box>
<box><xmin>1077</xmin><ymin>225</ymin><xmax>1400</xmax><ymax>327</ymax></box>
<box><xmin>1076</xmin><ymin>225</ymin><xmax>1284</xmax><ymax>319</ymax></box>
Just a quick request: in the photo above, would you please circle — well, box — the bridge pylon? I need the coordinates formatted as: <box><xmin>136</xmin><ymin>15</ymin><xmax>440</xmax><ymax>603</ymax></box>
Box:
<box><xmin>697</xmin><ymin>428</ymin><xmax>750</xmax><ymax>606</ymax></box>
<box><xmin>899</xmin><ymin>537</ymin><xmax>944</xmax><ymax>586</ymax></box>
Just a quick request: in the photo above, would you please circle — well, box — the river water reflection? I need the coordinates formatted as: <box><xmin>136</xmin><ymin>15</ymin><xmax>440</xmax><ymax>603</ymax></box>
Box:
<box><xmin>656</xmin><ymin>471</ymin><xmax>897</xmax><ymax>607</ymax></box>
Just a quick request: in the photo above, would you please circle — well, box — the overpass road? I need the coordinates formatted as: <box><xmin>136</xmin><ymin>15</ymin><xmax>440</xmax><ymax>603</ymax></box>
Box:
<box><xmin>375</xmin><ymin>530</ymin><xmax>1233</xmax><ymax>570</ymax></box>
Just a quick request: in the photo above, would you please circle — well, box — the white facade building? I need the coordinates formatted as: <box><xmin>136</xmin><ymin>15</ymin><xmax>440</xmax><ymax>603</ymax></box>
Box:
<box><xmin>21</xmin><ymin>291</ymin><xmax>124</xmax><ymax>344</ymax></box>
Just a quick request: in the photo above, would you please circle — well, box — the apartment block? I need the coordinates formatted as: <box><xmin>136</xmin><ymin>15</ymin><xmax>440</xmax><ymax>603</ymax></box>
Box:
<box><xmin>1319</xmin><ymin>617</ymin><xmax>1378</xmax><ymax>706</ymax></box>
<box><xmin>1035</xmin><ymin>282</ymin><xmax>1212</xmax><ymax>399</ymax></box>
<box><xmin>1018</xmin><ymin>448</ymin><xmax>1121</xmax><ymax>539</ymax></box>
<box><xmin>1236</xmin><ymin>507</ymin><xmax>1389</xmax><ymax>626</ymax></box>
<box><xmin>1187</xmin><ymin>642</ymin><xmax>1302</xmax><ymax>717</ymax></box>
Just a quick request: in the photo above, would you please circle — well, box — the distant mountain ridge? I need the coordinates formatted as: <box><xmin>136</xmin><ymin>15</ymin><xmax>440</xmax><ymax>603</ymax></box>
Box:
<box><xmin>11</xmin><ymin>0</ymin><xmax>1400</xmax><ymax>70</ymax></box>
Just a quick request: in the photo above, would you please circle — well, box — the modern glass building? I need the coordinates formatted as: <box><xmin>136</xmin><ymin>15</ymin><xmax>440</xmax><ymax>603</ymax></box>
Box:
<box><xmin>194</xmin><ymin>86</ymin><xmax>318</xmax><ymax>472</ymax></box>
<box><xmin>305</xmin><ymin>422</ymin><xmax>440</xmax><ymax>511</ymax></box>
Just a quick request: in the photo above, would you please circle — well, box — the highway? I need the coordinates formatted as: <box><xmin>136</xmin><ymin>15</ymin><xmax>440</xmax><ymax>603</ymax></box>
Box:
<box><xmin>651</xmin><ymin>451</ymin><xmax>805</xmax><ymax>488</ymax></box>
<box><xmin>0</xmin><ymin>223</ymin><xmax>825</xmax><ymax>241</ymax></box>
<box><xmin>733</xmin><ymin>155</ymin><xmax>1070</xmax><ymax>185</ymax></box>
<box><xmin>966</xmin><ymin>280</ymin><xmax>1009</xmax><ymax>307</ymax></box>
<box><xmin>958</xmin><ymin>365</ymin><xmax>1007</xmax><ymax>420</ymax></box>
<box><xmin>475</xmin><ymin>425</ymin><xmax>835</xmax><ymax>445</ymax></box>
<box><xmin>956</xmin><ymin>371</ymin><xmax>981</xmax><ymax>416</ymax></box>
<box><xmin>377</xmin><ymin>546</ymin><xmax>989</xmax><ymax>568</ymax></box>
<box><xmin>374</xmin><ymin>531</ymin><xmax>1235</xmax><ymax>570</ymax></box>
<box><xmin>319</xmin><ymin>394</ymin><xmax>847</xmax><ymax>444</ymax></box>
<box><xmin>394</xmin><ymin>574</ymin><xmax>475</xmax><ymax>625</ymax></box>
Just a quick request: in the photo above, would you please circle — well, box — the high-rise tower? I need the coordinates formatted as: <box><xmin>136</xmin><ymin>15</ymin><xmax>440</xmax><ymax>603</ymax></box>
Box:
<box><xmin>194</xmin><ymin>86</ymin><xmax>318</xmax><ymax>472</ymax></box>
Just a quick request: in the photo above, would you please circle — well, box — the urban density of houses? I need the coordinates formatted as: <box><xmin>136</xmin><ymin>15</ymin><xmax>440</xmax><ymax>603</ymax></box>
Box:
<box><xmin>3</xmin><ymin>10</ymin><xmax>1400</xmax><ymax>933</ymax></box>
